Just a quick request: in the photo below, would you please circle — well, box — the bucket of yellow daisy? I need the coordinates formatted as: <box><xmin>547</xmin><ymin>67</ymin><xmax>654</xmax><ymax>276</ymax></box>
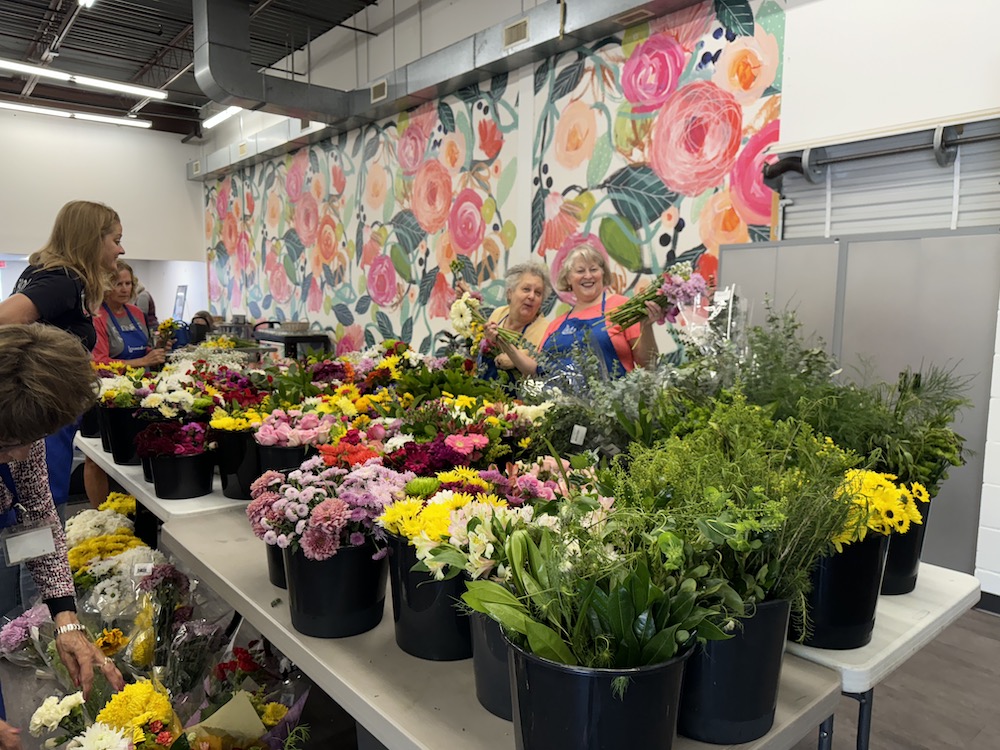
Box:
<box><xmin>791</xmin><ymin>469</ymin><xmax>922</xmax><ymax>649</ymax></box>
<box><xmin>375</xmin><ymin>469</ymin><xmax>505</xmax><ymax>661</ymax></box>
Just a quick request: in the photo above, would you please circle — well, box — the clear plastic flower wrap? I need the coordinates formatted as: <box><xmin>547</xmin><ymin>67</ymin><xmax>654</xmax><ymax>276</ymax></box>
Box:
<box><xmin>0</xmin><ymin>603</ymin><xmax>51</xmax><ymax>670</ymax></box>
<box><xmin>163</xmin><ymin>617</ymin><xmax>229</xmax><ymax>715</ymax></box>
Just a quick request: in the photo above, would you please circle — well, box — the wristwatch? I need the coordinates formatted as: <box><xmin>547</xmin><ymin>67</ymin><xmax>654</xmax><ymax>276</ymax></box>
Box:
<box><xmin>54</xmin><ymin>623</ymin><xmax>87</xmax><ymax>637</ymax></box>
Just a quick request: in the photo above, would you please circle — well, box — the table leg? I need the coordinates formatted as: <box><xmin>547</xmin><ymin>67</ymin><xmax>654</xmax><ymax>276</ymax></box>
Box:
<box><xmin>817</xmin><ymin>714</ymin><xmax>834</xmax><ymax>750</ymax></box>
<box><xmin>135</xmin><ymin>502</ymin><xmax>161</xmax><ymax>549</ymax></box>
<box><xmin>846</xmin><ymin>689</ymin><xmax>874</xmax><ymax>750</ymax></box>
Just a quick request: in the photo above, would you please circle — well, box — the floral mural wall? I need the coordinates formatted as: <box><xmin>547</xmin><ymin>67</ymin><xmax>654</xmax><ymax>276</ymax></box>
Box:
<box><xmin>205</xmin><ymin>0</ymin><xmax>784</xmax><ymax>352</ymax></box>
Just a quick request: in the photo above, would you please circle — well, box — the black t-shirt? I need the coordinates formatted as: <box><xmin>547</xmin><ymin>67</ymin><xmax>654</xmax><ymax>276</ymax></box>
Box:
<box><xmin>13</xmin><ymin>266</ymin><xmax>97</xmax><ymax>350</ymax></box>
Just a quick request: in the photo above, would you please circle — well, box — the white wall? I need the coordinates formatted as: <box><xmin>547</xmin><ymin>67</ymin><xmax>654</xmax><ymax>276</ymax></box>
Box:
<box><xmin>977</xmin><ymin>310</ymin><xmax>1000</xmax><ymax>596</ymax></box>
<box><xmin>0</xmin><ymin>109</ymin><xmax>204</xmax><ymax>261</ymax></box>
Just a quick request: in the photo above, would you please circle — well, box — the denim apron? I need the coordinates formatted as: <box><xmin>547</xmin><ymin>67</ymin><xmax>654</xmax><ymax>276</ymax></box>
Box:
<box><xmin>478</xmin><ymin>313</ymin><xmax>530</xmax><ymax>391</ymax></box>
<box><xmin>103</xmin><ymin>303</ymin><xmax>149</xmax><ymax>360</ymax></box>
<box><xmin>541</xmin><ymin>292</ymin><xmax>624</xmax><ymax>381</ymax></box>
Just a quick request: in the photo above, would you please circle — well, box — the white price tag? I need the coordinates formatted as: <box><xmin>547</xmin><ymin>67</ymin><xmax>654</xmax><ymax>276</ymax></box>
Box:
<box><xmin>134</xmin><ymin>563</ymin><xmax>154</xmax><ymax>577</ymax></box>
<box><xmin>3</xmin><ymin>526</ymin><xmax>55</xmax><ymax>565</ymax></box>
<box><xmin>570</xmin><ymin>424</ymin><xmax>587</xmax><ymax>446</ymax></box>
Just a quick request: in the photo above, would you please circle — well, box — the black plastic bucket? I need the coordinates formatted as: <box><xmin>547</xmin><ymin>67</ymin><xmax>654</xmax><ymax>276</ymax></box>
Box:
<box><xmin>266</xmin><ymin>542</ymin><xmax>287</xmax><ymax>589</ymax></box>
<box><xmin>257</xmin><ymin>445</ymin><xmax>308</xmax><ymax>473</ymax></box>
<box><xmin>216</xmin><ymin>431</ymin><xmax>260</xmax><ymax>500</ymax></box>
<box><xmin>882</xmin><ymin>503</ymin><xmax>931</xmax><ymax>595</ymax></box>
<box><xmin>141</xmin><ymin>456</ymin><xmax>154</xmax><ymax>483</ymax></box>
<box><xmin>151</xmin><ymin>452</ymin><xmax>215</xmax><ymax>499</ymax></box>
<box><xmin>104</xmin><ymin>407</ymin><xmax>143</xmax><ymax>465</ymax></box>
<box><xmin>79</xmin><ymin>407</ymin><xmax>101</xmax><ymax>439</ymax></box>
<box><xmin>471</xmin><ymin>611</ymin><xmax>512</xmax><ymax>720</ymax></box>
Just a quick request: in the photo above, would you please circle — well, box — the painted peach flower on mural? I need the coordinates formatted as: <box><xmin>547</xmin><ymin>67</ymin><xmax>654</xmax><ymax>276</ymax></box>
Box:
<box><xmin>234</xmin><ymin>231</ymin><xmax>251</xmax><ymax>276</ymax></box>
<box><xmin>294</xmin><ymin>193</ymin><xmax>320</xmax><ymax>247</ymax></box>
<box><xmin>650</xmin><ymin>80</ymin><xmax>742</xmax><ymax>196</ymax></box>
<box><xmin>478</xmin><ymin>119</ymin><xmax>504</xmax><ymax>160</ymax></box>
<box><xmin>285</xmin><ymin>151</ymin><xmax>308</xmax><ymax>203</ymax></box>
<box><xmin>699</xmin><ymin>188</ymin><xmax>749</xmax><ymax>253</ymax></box>
<box><xmin>331</xmin><ymin>163</ymin><xmax>346</xmax><ymax>196</ymax></box>
<box><xmin>440</xmin><ymin>133</ymin><xmax>466</xmax><ymax>174</ymax></box>
<box><xmin>265</xmin><ymin>191</ymin><xmax>282</xmax><ymax>233</ymax></box>
<box><xmin>367</xmin><ymin>254</ymin><xmax>398</xmax><ymax>307</ymax></box>
<box><xmin>412</xmin><ymin>160</ymin><xmax>452</xmax><ymax>234</ymax></box>
<box><xmin>268</xmin><ymin>259</ymin><xmax>292</xmax><ymax>304</ymax></box>
<box><xmin>448</xmin><ymin>188</ymin><xmax>485</xmax><ymax>255</ymax></box>
<box><xmin>538</xmin><ymin>192</ymin><xmax>580</xmax><ymax>256</ymax></box>
<box><xmin>434</xmin><ymin>230</ymin><xmax>457</xmax><ymax>270</ymax></box>
<box><xmin>312</xmin><ymin>215</ymin><xmax>339</xmax><ymax>277</ymax></box>
<box><xmin>397</xmin><ymin>126</ymin><xmax>427</xmax><ymax>175</ymax></box>
<box><xmin>360</xmin><ymin>231</ymin><xmax>381</xmax><ymax>269</ymax></box>
<box><xmin>365</xmin><ymin>163</ymin><xmax>388</xmax><ymax>211</ymax></box>
<box><xmin>336</xmin><ymin>324</ymin><xmax>364</xmax><ymax>355</ymax></box>
<box><xmin>621</xmin><ymin>34</ymin><xmax>686</xmax><ymax>113</ymax></box>
<box><xmin>222</xmin><ymin>211</ymin><xmax>238</xmax><ymax>254</ymax></box>
<box><xmin>730</xmin><ymin>118</ymin><xmax>780</xmax><ymax>226</ymax></box>
<box><xmin>554</xmin><ymin>101</ymin><xmax>597</xmax><ymax>170</ymax></box>
<box><xmin>713</xmin><ymin>25</ymin><xmax>779</xmax><ymax>104</ymax></box>
<box><xmin>428</xmin><ymin>273</ymin><xmax>457</xmax><ymax>319</ymax></box>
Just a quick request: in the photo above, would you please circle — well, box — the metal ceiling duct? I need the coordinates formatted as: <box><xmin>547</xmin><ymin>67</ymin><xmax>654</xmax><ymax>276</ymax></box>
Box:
<box><xmin>189</xmin><ymin>0</ymin><xmax>702</xmax><ymax>179</ymax></box>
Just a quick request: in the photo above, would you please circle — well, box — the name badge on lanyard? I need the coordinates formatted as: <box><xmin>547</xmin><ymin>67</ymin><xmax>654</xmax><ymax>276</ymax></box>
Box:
<box><xmin>2</xmin><ymin>522</ymin><xmax>57</xmax><ymax>565</ymax></box>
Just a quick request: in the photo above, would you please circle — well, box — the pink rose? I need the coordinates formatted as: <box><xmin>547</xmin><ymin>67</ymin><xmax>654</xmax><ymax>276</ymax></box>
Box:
<box><xmin>729</xmin><ymin>119</ymin><xmax>780</xmax><ymax>226</ymax></box>
<box><xmin>397</xmin><ymin>127</ymin><xmax>427</xmax><ymax>175</ymax></box>
<box><xmin>234</xmin><ymin>232</ymin><xmax>251</xmax><ymax>276</ymax></box>
<box><xmin>268</xmin><ymin>261</ymin><xmax>292</xmax><ymax>305</ymax></box>
<box><xmin>448</xmin><ymin>189</ymin><xmax>485</xmax><ymax>255</ymax></box>
<box><xmin>337</xmin><ymin>325</ymin><xmax>363</xmax><ymax>355</ymax></box>
<box><xmin>294</xmin><ymin>193</ymin><xmax>320</xmax><ymax>247</ymax></box>
<box><xmin>285</xmin><ymin>151</ymin><xmax>308</xmax><ymax>203</ymax></box>
<box><xmin>367</xmin><ymin>424</ymin><xmax>387</xmax><ymax>441</ymax></box>
<box><xmin>330</xmin><ymin>163</ymin><xmax>346</xmax><ymax>195</ymax></box>
<box><xmin>650</xmin><ymin>81</ymin><xmax>742</xmax><ymax>197</ymax></box>
<box><xmin>621</xmin><ymin>34</ymin><xmax>686</xmax><ymax>113</ymax></box>
<box><xmin>412</xmin><ymin>160</ymin><xmax>452</xmax><ymax>234</ymax></box>
<box><xmin>307</xmin><ymin>277</ymin><xmax>323</xmax><ymax>314</ymax></box>
<box><xmin>216</xmin><ymin>179</ymin><xmax>231</xmax><ymax>219</ymax></box>
<box><xmin>428</xmin><ymin>273</ymin><xmax>456</xmax><ymax>320</ymax></box>
<box><xmin>367</xmin><ymin>255</ymin><xmax>398</xmax><ymax>307</ymax></box>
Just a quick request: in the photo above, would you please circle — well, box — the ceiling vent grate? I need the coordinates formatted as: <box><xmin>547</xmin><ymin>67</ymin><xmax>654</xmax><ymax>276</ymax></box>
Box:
<box><xmin>614</xmin><ymin>8</ymin><xmax>654</xmax><ymax>26</ymax></box>
<box><xmin>503</xmin><ymin>18</ymin><xmax>530</xmax><ymax>49</ymax></box>
<box><xmin>237</xmin><ymin>141</ymin><xmax>249</xmax><ymax>157</ymax></box>
<box><xmin>191</xmin><ymin>160</ymin><xmax>202</xmax><ymax>176</ymax></box>
<box><xmin>370</xmin><ymin>79</ymin><xmax>388</xmax><ymax>104</ymax></box>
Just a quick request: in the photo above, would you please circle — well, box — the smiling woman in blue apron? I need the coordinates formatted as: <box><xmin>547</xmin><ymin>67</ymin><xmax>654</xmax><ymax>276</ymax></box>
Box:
<box><xmin>92</xmin><ymin>262</ymin><xmax>166</xmax><ymax>368</ymax></box>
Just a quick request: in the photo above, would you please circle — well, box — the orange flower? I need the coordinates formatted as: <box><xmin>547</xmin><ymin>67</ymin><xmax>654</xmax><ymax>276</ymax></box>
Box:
<box><xmin>554</xmin><ymin>101</ymin><xmax>597</xmax><ymax>170</ymax></box>
<box><xmin>310</xmin><ymin>174</ymin><xmax>324</xmax><ymax>204</ymax></box>
<box><xmin>311</xmin><ymin>214</ymin><xmax>339</xmax><ymax>277</ymax></box>
<box><xmin>411</xmin><ymin>160</ymin><xmax>452</xmax><ymax>234</ymax></box>
<box><xmin>330</xmin><ymin>163</ymin><xmax>346</xmax><ymax>195</ymax></box>
<box><xmin>440</xmin><ymin>133</ymin><xmax>466</xmax><ymax>174</ymax></box>
<box><xmin>713</xmin><ymin>25</ymin><xmax>779</xmax><ymax>104</ymax></box>
<box><xmin>699</xmin><ymin>188</ymin><xmax>749</xmax><ymax>253</ymax></box>
<box><xmin>538</xmin><ymin>192</ymin><xmax>579</xmax><ymax>255</ymax></box>
<box><xmin>435</xmin><ymin>230</ymin><xmax>457</xmax><ymax>270</ymax></box>
<box><xmin>222</xmin><ymin>211</ymin><xmax>238</xmax><ymax>254</ymax></box>
<box><xmin>428</xmin><ymin>272</ymin><xmax>457</xmax><ymax>319</ymax></box>
<box><xmin>364</xmin><ymin>163</ymin><xmax>388</xmax><ymax>211</ymax></box>
<box><xmin>265</xmin><ymin>192</ymin><xmax>282</xmax><ymax>233</ymax></box>
<box><xmin>478</xmin><ymin>119</ymin><xmax>504</xmax><ymax>160</ymax></box>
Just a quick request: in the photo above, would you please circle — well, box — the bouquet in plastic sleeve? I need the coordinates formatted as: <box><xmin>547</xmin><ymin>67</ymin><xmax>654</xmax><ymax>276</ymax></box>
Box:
<box><xmin>95</xmin><ymin>678</ymin><xmax>182</xmax><ymax>749</ymax></box>
<box><xmin>0</xmin><ymin>602</ymin><xmax>50</xmax><ymax>669</ymax></box>
<box><xmin>126</xmin><ymin>564</ymin><xmax>191</xmax><ymax>670</ymax></box>
<box><xmin>606</xmin><ymin>260</ymin><xmax>708</xmax><ymax>330</ymax></box>
<box><xmin>80</xmin><ymin>546</ymin><xmax>168</xmax><ymax>625</ymax></box>
<box><xmin>164</xmin><ymin>618</ymin><xmax>228</xmax><ymax>717</ymax></box>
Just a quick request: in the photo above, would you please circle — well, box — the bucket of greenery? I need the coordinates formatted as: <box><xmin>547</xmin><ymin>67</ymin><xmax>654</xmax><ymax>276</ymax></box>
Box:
<box><xmin>462</xmin><ymin>493</ymin><xmax>741</xmax><ymax>750</ymax></box>
<box><xmin>602</xmin><ymin>394</ymin><xmax>859</xmax><ymax>744</ymax></box>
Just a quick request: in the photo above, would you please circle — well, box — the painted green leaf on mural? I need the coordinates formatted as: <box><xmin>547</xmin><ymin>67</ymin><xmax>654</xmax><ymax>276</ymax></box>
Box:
<box><xmin>599</xmin><ymin>215</ymin><xmax>642</xmax><ymax>272</ymax></box>
<box><xmin>438</xmin><ymin>101</ymin><xmax>456</xmax><ymax>134</ymax></box>
<box><xmin>490</xmin><ymin>72</ymin><xmax>508</xmax><ymax>100</ymax></box>
<box><xmin>675</xmin><ymin>243</ymin><xmax>708</xmax><ymax>268</ymax></box>
<box><xmin>363</xmin><ymin>134</ymin><xmax>380</xmax><ymax>162</ymax></box>
<box><xmin>533</xmin><ymin>58</ymin><xmax>550</xmax><ymax>95</ymax></box>
<box><xmin>214</xmin><ymin>240</ymin><xmax>228</xmax><ymax>259</ymax></box>
<box><xmin>390</xmin><ymin>209</ymin><xmax>426</xmax><ymax>255</ymax></box>
<box><xmin>375</xmin><ymin>311</ymin><xmax>395</xmax><ymax>339</ymax></box>
<box><xmin>714</xmin><ymin>0</ymin><xmax>754</xmax><ymax>37</ymax></box>
<box><xmin>497</xmin><ymin>157</ymin><xmax>517</xmax><ymax>207</ymax></box>
<box><xmin>352</xmin><ymin>133</ymin><xmax>364</xmax><ymax>158</ymax></box>
<box><xmin>455</xmin><ymin>255</ymin><xmax>477</xmax><ymax>284</ymax></box>
<box><xmin>283</xmin><ymin>229</ymin><xmax>306</xmax><ymax>260</ymax></box>
<box><xmin>482</xmin><ymin>196</ymin><xmax>497</xmax><ymax>224</ymax></box>
<box><xmin>390</xmin><ymin>243</ymin><xmax>412</xmax><ymax>282</ymax></box>
<box><xmin>355</xmin><ymin>223</ymin><xmax>365</xmax><ymax>263</ymax></box>
<box><xmin>282</xmin><ymin>253</ymin><xmax>299</xmax><ymax>285</ymax></box>
<box><xmin>355</xmin><ymin>294</ymin><xmax>372</xmax><ymax>315</ymax></box>
<box><xmin>541</xmin><ymin>291</ymin><xmax>559</xmax><ymax>316</ymax></box>
<box><xmin>364</xmin><ymin>327</ymin><xmax>376</xmax><ymax>348</ymax></box>
<box><xmin>586</xmin><ymin>137</ymin><xmax>614</xmax><ymax>188</ymax></box>
<box><xmin>383</xmin><ymin>178</ymin><xmax>395</xmax><ymax>225</ymax></box>
<box><xmin>500</xmin><ymin>219</ymin><xmax>517</xmax><ymax>249</ymax></box>
<box><xmin>456</xmin><ymin>83</ymin><xmax>481</xmax><ymax>103</ymax></box>
<box><xmin>622</xmin><ymin>23</ymin><xmax>650</xmax><ymax>57</ymax></box>
<box><xmin>249</xmin><ymin>301</ymin><xmax>261</xmax><ymax>319</ymax></box>
<box><xmin>551</xmin><ymin>60</ymin><xmax>585</xmax><ymax>102</ymax></box>
<box><xmin>531</xmin><ymin>187</ymin><xmax>547</xmax><ymax>252</ymax></box>
<box><xmin>333</xmin><ymin>303</ymin><xmax>354</xmax><ymax>326</ymax></box>
<box><xmin>455</xmin><ymin>110</ymin><xmax>474</xmax><ymax>160</ymax></box>
<box><xmin>417</xmin><ymin>270</ymin><xmax>437</xmax><ymax>306</ymax></box>
<box><xmin>418</xmin><ymin>334</ymin><xmax>432</xmax><ymax>355</ymax></box>
<box><xmin>749</xmin><ymin>225</ymin><xmax>771</xmax><ymax>243</ymax></box>
<box><xmin>308</xmin><ymin>149</ymin><xmax>320</xmax><ymax>174</ymax></box>
<box><xmin>262</xmin><ymin>294</ymin><xmax>273</xmax><ymax>309</ymax></box>
<box><xmin>264</xmin><ymin>169</ymin><xmax>275</xmax><ymax>193</ymax></box>
<box><xmin>604</xmin><ymin>165</ymin><xmax>677</xmax><ymax>231</ymax></box>
<box><xmin>338</xmin><ymin>131</ymin><xmax>348</xmax><ymax>151</ymax></box>
<box><xmin>323</xmin><ymin>265</ymin><xmax>337</xmax><ymax>288</ymax></box>
<box><xmin>401</xmin><ymin>317</ymin><xmax>414</xmax><ymax>344</ymax></box>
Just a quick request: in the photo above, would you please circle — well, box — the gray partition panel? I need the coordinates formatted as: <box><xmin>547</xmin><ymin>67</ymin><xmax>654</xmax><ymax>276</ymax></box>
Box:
<box><xmin>720</xmin><ymin>241</ymin><xmax>840</xmax><ymax>351</ymax></box>
<box><xmin>841</xmin><ymin>233</ymin><xmax>1000</xmax><ymax>573</ymax></box>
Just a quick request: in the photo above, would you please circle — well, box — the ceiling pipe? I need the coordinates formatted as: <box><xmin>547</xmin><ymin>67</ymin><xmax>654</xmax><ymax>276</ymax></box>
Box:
<box><xmin>22</xmin><ymin>2</ymin><xmax>85</xmax><ymax>97</ymax></box>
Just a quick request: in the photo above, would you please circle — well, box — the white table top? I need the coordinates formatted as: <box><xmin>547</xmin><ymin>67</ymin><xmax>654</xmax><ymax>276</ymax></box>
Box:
<box><xmin>161</xmin><ymin>507</ymin><xmax>842</xmax><ymax>750</ymax></box>
<box><xmin>75</xmin><ymin>435</ymin><xmax>249</xmax><ymax>522</ymax></box>
<box><xmin>786</xmin><ymin>562</ymin><xmax>980</xmax><ymax>693</ymax></box>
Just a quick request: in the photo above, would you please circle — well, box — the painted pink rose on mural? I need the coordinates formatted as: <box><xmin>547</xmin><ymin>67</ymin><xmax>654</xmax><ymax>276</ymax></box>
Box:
<box><xmin>315</xmin><ymin>215</ymin><xmax>339</xmax><ymax>267</ymax></box>
<box><xmin>650</xmin><ymin>80</ymin><xmax>742</xmax><ymax>196</ymax></box>
<box><xmin>699</xmin><ymin>188</ymin><xmax>750</xmax><ymax>253</ymax></box>
<box><xmin>364</xmin><ymin>163</ymin><xmax>388</xmax><ymax>211</ymax></box>
<box><xmin>550</xmin><ymin>232</ymin><xmax>611</xmax><ymax>304</ymax></box>
<box><xmin>285</xmin><ymin>150</ymin><xmax>308</xmax><ymax>203</ymax></box>
<box><xmin>730</xmin><ymin>119</ymin><xmax>780</xmax><ymax>226</ymax></box>
<box><xmin>306</xmin><ymin>277</ymin><xmax>323</xmax><ymax>314</ymax></box>
<box><xmin>234</xmin><ymin>231</ymin><xmax>251</xmax><ymax>276</ymax></box>
<box><xmin>428</xmin><ymin>272</ymin><xmax>457</xmax><ymax>320</ymax></box>
<box><xmin>208</xmin><ymin>264</ymin><xmax>224</xmax><ymax>305</ymax></box>
<box><xmin>554</xmin><ymin>100</ymin><xmax>597</xmax><ymax>170</ymax></box>
<box><xmin>448</xmin><ymin>189</ymin><xmax>485</xmax><ymax>255</ymax></box>
<box><xmin>268</xmin><ymin>259</ymin><xmax>293</xmax><ymax>305</ymax></box>
<box><xmin>713</xmin><ymin>25</ymin><xmax>779</xmax><ymax>104</ymax></box>
<box><xmin>621</xmin><ymin>34</ymin><xmax>686</xmax><ymax>113</ymax></box>
<box><xmin>367</xmin><ymin>254</ymin><xmax>398</xmax><ymax>307</ymax></box>
<box><xmin>337</xmin><ymin>324</ymin><xmax>364</xmax><ymax>355</ymax></box>
<box><xmin>397</xmin><ymin>126</ymin><xmax>427</xmax><ymax>175</ymax></box>
<box><xmin>216</xmin><ymin>178</ymin><xmax>231</xmax><ymax>219</ymax></box>
<box><xmin>294</xmin><ymin>193</ymin><xmax>320</xmax><ymax>247</ymax></box>
<box><xmin>222</xmin><ymin>211</ymin><xmax>238</xmax><ymax>254</ymax></box>
<box><xmin>412</xmin><ymin>160</ymin><xmax>452</xmax><ymax>234</ymax></box>
<box><xmin>440</xmin><ymin>133</ymin><xmax>466</xmax><ymax>174</ymax></box>
<box><xmin>331</xmin><ymin>163</ymin><xmax>346</xmax><ymax>195</ymax></box>
<box><xmin>477</xmin><ymin>119</ymin><xmax>503</xmax><ymax>160</ymax></box>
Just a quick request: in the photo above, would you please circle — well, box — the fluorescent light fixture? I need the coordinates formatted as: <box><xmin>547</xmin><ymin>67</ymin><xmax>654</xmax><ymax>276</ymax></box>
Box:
<box><xmin>0</xmin><ymin>57</ymin><xmax>167</xmax><ymax>100</ymax></box>
<box><xmin>202</xmin><ymin>105</ymin><xmax>242</xmax><ymax>129</ymax></box>
<box><xmin>0</xmin><ymin>100</ymin><xmax>151</xmax><ymax>128</ymax></box>
<box><xmin>78</xmin><ymin>0</ymin><xmax>97</xmax><ymax>7</ymax></box>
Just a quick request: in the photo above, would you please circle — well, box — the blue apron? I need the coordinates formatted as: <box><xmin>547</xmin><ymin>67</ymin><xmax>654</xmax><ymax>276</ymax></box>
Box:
<box><xmin>103</xmin><ymin>303</ymin><xmax>149</xmax><ymax>360</ymax></box>
<box><xmin>478</xmin><ymin>314</ymin><xmax>530</xmax><ymax>391</ymax></box>
<box><xmin>541</xmin><ymin>292</ymin><xmax>624</xmax><ymax>381</ymax></box>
